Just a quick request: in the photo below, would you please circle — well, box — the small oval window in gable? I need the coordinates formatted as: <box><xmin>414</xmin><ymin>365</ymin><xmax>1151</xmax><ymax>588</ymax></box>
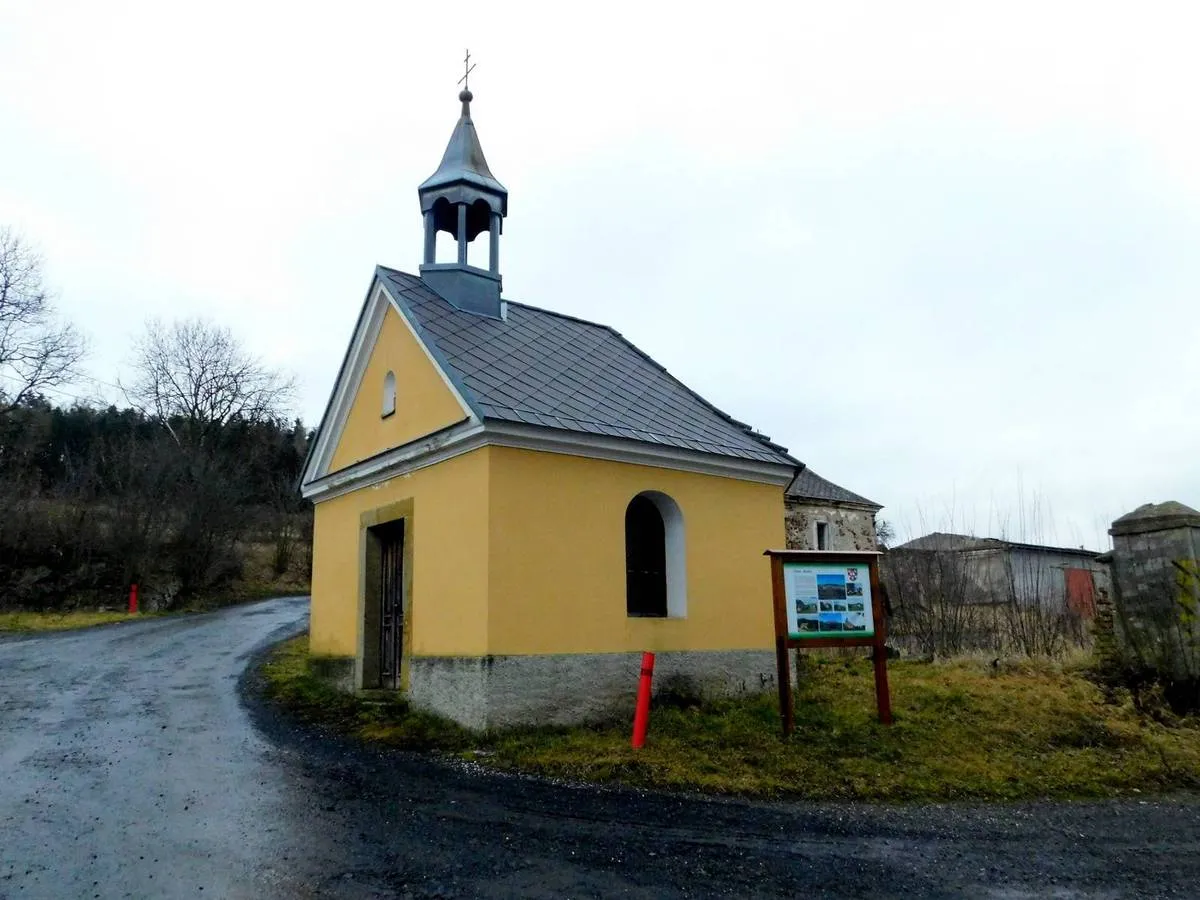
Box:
<box><xmin>381</xmin><ymin>370</ymin><xmax>397</xmax><ymax>418</ymax></box>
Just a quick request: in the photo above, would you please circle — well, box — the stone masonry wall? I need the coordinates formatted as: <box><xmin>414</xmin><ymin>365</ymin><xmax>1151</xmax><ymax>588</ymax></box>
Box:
<box><xmin>785</xmin><ymin>501</ymin><xmax>878</xmax><ymax>551</ymax></box>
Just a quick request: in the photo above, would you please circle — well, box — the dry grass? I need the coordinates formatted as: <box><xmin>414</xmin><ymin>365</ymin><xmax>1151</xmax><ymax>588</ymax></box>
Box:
<box><xmin>489</xmin><ymin>656</ymin><xmax>1200</xmax><ymax>800</ymax></box>
<box><xmin>0</xmin><ymin>609</ymin><xmax>142</xmax><ymax>634</ymax></box>
<box><xmin>263</xmin><ymin>637</ymin><xmax>1200</xmax><ymax>802</ymax></box>
<box><xmin>0</xmin><ymin>579</ymin><xmax>309</xmax><ymax>632</ymax></box>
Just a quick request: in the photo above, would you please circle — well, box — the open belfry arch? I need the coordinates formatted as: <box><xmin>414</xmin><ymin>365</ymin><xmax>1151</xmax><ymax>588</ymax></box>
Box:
<box><xmin>300</xmin><ymin>74</ymin><xmax>802</xmax><ymax>728</ymax></box>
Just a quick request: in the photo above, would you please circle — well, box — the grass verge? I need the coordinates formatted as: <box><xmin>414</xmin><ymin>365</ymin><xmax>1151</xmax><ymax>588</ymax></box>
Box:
<box><xmin>0</xmin><ymin>610</ymin><xmax>144</xmax><ymax>634</ymax></box>
<box><xmin>263</xmin><ymin>636</ymin><xmax>1200</xmax><ymax>802</ymax></box>
<box><xmin>0</xmin><ymin>586</ymin><xmax>309</xmax><ymax>634</ymax></box>
<box><xmin>262</xmin><ymin>635</ymin><xmax>472</xmax><ymax>751</ymax></box>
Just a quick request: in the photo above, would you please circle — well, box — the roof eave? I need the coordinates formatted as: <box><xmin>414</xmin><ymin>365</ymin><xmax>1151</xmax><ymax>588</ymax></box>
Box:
<box><xmin>785</xmin><ymin>495</ymin><xmax>884</xmax><ymax>512</ymax></box>
<box><xmin>419</xmin><ymin>170</ymin><xmax>508</xmax><ymax>196</ymax></box>
<box><xmin>482</xmin><ymin>419</ymin><xmax>797</xmax><ymax>486</ymax></box>
<box><xmin>304</xmin><ymin>416</ymin><xmax>798</xmax><ymax>503</ymax></box>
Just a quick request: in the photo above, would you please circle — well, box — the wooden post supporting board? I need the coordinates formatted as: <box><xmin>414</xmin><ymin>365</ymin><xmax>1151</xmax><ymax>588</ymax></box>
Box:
<box><xmin>765</xmin><ymin>549</ymin><xmax>892</xmax><ymax>736</ymax></box>
<box><xmin>775</xmin><ymin>634</ymin><xmax>794</xmax><ymax>737</ymax></box>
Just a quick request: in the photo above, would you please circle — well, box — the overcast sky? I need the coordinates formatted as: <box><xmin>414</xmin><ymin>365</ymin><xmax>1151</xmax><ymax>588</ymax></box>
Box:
<box><xmin>2</xmin><ymin>1</ymin><xmax>1197</xmax><ymax>548</ymax></box>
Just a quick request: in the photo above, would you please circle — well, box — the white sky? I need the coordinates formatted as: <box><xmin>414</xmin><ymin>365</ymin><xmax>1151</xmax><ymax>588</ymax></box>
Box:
<box><xmin>2</xmin><ymin>0</ymin><xmax>1198</xmax><ymax>549</ymax></box>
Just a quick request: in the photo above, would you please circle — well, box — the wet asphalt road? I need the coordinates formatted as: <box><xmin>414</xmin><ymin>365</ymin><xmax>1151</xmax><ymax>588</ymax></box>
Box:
<box><xmin>2</xmin><ymin>598</ymin><xmax>1200</xmax><ymax>899</ymax></box>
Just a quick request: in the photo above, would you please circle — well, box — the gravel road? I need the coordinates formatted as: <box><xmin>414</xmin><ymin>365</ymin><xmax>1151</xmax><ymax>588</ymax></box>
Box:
<box><xmin>1</xmin><ymin>596</ymin><xmax>1198</xmax><ymax>899</ymax></box>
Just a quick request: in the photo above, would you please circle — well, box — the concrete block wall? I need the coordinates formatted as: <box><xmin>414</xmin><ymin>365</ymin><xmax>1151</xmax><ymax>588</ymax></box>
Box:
<box><xmin>1107</xmin><ymin>502</ymin><xmax>1200</xmax><ymax>678</ymax></box>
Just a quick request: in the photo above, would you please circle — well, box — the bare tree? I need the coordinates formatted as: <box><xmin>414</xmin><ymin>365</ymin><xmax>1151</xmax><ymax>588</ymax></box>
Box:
<box><xmin>122</xmin><ymin>318</ymin><xmax>298</xmax><ymax>596</ymax></box>
<box><xmin>0</xmin><ymin>228</ymin><xmax>85</xmax><ymax>417</ymax></box>
<box><xmin>884</xmin><ymin>543</ymin><xmax>984</xmax><ymax>656</ymax></box>
<box><xmin>127</xmin><ymin>318</ymin><xmax>295</xmax><ymax>444</ymax></box>
<box><xmin>999</xmin><ymin>551</ymin><xmax>1077</xmax><ymax>658</ymax></box>
<box><xmin>875</xmin><ymin>518</ymin><xmax>896</xmax><ymax>550</ymax></box>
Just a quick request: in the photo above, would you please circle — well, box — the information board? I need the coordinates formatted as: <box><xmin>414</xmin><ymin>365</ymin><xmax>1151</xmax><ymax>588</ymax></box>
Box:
<box><xmin>784</xmin><ymin>561</ymin><xmax>874</xmax><ymax>639</ymax></box>
<box><xmin>765</xmin><ymin>549</ymin><xmax>892</xmax><ymax>732</ymax></box>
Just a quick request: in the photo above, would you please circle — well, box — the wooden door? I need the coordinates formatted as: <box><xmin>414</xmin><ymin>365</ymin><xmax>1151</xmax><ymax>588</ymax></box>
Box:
<box><xmin>378</xmin><ymin>521</ymin><xmax>405</xmax><ymax>690</ymax></box>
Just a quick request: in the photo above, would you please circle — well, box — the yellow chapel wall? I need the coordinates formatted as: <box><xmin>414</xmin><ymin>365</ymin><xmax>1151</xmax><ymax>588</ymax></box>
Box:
<box><xmin>485</xmin><ymin>446</ymin><xmax>786</xmax><ymax>656</ymax></box>
<box><xmin>328</xmin><ymin>302</ymin><xmax>467</xmax><ymax>474</ymax></box>
<box><xmin>309</xmin><ymin>447</ymin><xmax>491</xmax><ymax>662</ymax></box>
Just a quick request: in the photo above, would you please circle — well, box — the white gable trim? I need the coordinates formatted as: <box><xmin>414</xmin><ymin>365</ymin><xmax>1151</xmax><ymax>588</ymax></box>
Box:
<box><xmin>301</xmin><ymin>280</ymin><xmax>476</xmax><ymax>486</ymax></box>
<box><xmin>302</xmin><ymin>419</ymin><xmax>487</xmax><ymax>502</ymax></box>
<box><xmin>303</xmin><ymin>417</ymin><xmax>795</xmax><ymax>504</ymax></box>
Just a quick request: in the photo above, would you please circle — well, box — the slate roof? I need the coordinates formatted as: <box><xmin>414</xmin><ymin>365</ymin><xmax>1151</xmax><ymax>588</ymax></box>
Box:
<box><xmin>785</xmin><ymin>468</ymin><xmax>881</xmax><ymax>509</ymax></box>
<box><xmin>378</xmin><ymin>267</ymin><xmax>798</xmax><ymax>467</ymax></box>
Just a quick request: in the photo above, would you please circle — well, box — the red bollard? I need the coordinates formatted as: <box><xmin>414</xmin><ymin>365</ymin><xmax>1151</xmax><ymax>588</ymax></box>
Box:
<box><xmin>631</xmin><ymin>652</ymin><xmax>655</xmax><ymax>749</ymax></box>
<box><xmin>128</xmin><ymin>583</ymin><xmax>139</xmax><ymax>614</ymax></box>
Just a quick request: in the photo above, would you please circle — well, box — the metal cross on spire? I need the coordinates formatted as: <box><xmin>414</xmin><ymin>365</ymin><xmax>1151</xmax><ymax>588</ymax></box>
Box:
<box><xmin>458</xmin><ymin>49</ymin><xmax>476</xmax><ymax>92</ymax></box>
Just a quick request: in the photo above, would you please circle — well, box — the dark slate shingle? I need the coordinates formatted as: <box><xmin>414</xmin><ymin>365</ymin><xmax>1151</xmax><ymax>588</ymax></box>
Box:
<box><xmin>785</xmin><ymin>468</ymin><xmax>881</xmax><ymax>508</ymax></box>
<box><xmin>379</xmin><ymin>267</ymin><xmax>797</xmax><ymax>467</ymax></box>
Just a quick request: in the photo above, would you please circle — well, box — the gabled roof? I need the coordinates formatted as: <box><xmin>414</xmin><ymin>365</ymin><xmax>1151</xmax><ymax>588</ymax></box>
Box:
<box><xmin>894</xmin><ymin>531</ymin><xmax>1103</xmax><ymax>559</ymax></box>
<box><xmin>377</xmin><ymin>267</ymin><xmax>797</xmax><ymax>467</ymax></box>
<box><xmin>785</xmin><ymin>468</ymin><xmax>881</xmax><ymax>509</ymax></box>
<box><xmin>893</xmin><ymin>532</ymin><xmax>984</xmax><ymax>552</ymax></box>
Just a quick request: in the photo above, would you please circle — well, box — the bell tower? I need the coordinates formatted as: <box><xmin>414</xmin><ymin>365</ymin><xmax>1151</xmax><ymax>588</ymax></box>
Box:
<box><xmin>417</xmin><ymin>81</ymin><xmax>508</xmax><ymax>318</ymax></box>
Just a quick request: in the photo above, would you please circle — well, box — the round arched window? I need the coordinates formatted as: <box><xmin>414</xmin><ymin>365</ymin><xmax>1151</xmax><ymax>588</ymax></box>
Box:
<box><xmin>625</xmin><ymin>491</ymin><xmax>687</xmax><ymax>618</ymax></box>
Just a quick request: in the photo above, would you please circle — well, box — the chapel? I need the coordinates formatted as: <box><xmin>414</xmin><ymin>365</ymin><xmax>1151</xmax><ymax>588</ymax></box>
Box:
<box><xmin>299</xmin><ymin>86</ymin><xmax>802</xmax><ymax>728</ymax></box>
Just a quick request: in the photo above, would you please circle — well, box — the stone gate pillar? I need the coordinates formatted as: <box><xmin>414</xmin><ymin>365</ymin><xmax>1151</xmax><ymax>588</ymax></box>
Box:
<box><xmin>1107</xmin><ymin>501</ymin><xmax>1200</xmax><ymax>678</ymax></box>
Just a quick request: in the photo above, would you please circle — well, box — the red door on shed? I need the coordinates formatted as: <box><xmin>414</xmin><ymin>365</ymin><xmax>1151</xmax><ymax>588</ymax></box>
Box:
<box><xmin>1064</xmin><ymin>568</ymin><xmax>1096</xmax><ymax>618</ymax></box>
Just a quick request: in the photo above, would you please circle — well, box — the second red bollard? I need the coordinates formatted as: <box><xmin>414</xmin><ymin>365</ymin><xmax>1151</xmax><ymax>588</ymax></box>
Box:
<box><xmin>128</xmin><ymin>583</ymin><xmax>139</xmax><ymax>614</ymax></box>
<box><xmin>631</xmin><ymin>651</ymin><xmax>655</xmax><ymax>748</ymax></box>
